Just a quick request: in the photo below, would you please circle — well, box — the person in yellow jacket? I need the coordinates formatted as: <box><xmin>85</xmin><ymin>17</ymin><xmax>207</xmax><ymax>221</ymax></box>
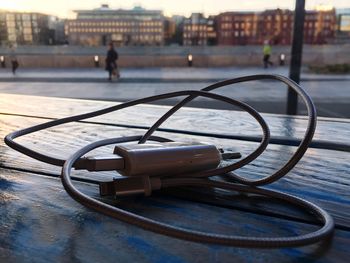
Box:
<box><xmin>263</xmin><ymin>40</ymin><xmax>273</xmax><ymax>68</ymax></box>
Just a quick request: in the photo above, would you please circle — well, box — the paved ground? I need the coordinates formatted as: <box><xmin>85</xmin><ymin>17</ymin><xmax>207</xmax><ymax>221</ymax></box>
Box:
<box><xmin>1</xmin><ymin>66</ymin><xmax>350</xmax><ymax>81</ymax></box>
<box><xmin>0</xmin><ymin>67</ymin><xmax>349</xmax><ymax>118</ymax></box>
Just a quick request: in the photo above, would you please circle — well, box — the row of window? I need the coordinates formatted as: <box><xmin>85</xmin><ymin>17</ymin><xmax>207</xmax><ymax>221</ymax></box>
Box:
<box><xmin>221</xmin><ymin>13</ymin><xmax>334</xmax><ymax>22</ymax></box>
<box><xmin>69</xmin><ymin>21</ymin><xmax>162</xmax><ymax>27</ymax></box>
<box><xmin>304</xmin><ymin>31</ymin><xmax>332</xmax><ymax>37</ymax></box>
<box><xmin>221</xmin><ymin>21</ymin><xmax>329</xmax><ymax>30</ymax></box>
<box><xmin>183</xmin><ymin>40</ymin><xmax>206</xmax><ymax>45</ymax></box>
<box><xmin>131</xmin><ymin>35</ymin><xmax>162</xmax><ymax>41</ymax></box>
<box><xmin>69</xmin><ymin>27</ymin><xmax>162</xmax><ymax>33</ymax></box>
<box><xmin>221</xmin><ymin>22</ymin><xmax>255</xmax><ymax>30</ymax></box>
<box><xmin>185</xmin><ymin>24</ymin><xmax>334</xmax><ymax>37</ymax></box>
<box><xmin>5</xmin><ymin>14</ymin><xmax>38</xmax><ymax>21</ymax></box>
<box><xmin>6</xmin><ymin>21</ymin><xmax>38</xmax><ymax>27</ymax></box>
<box><xmin>220</xmin><ymin>31</ymin><xmax>256</xmax><ymax>37</ymax></box>
<box><xmin>78</xmin><ymin>14</ymin><xmax>162</xmax><ymax>20</ymax></box>
<box><xmin>75</xmin><ymin>34</ymin><xmax>162</xmax><ymax>43</ymax></box>
<box><xmin>7</xmin><ymin>27</ymin><xmax>38</xmax><ymax>34</ymax></box>
<box><xmin>219</xmin><ymin>29</ymin><xmax>333</xmax><ymax>39</ymax></box>
<box><xmin>7</xmin><ymin>33</ymin><xmax>33</xmax><ymax>41</ymax></box>
<box><xmin>183</xmin><ymin>33</ymin><xmax>207</xmax><ymax>38</ymax></box>
<box><xmin>265</xmin><ymin>14</ymin><xmax>293</xmax><ymax>21</ymax></box>
<box><xmin>221</xmin><ymin>16</ymin><xmax>255</xmax><ymax>22</ymax></box>
<box><xmin>305</xmin><ymin>13</ymin><xmax>335</xmax><ymax>20</ymax></box>
<box><xmin>183</xmin><ymin>25</ymin><xmax>207</xmax><ymax>31</ymax></box>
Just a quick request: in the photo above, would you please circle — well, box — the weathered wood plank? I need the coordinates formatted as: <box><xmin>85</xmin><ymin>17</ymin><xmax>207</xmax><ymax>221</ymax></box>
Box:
<box><xmin>1</xmin><ymin>94</ymin><xmax>350</xmax><ymax>262</ymax></box>
<box><xmin>1</xmin><ymin>114</ymin><xmax>350</xmax><ymax>229</ymax></box>
<box><xmin>1</xmin><ymin>168</ymin><xmax>349</xmax><ymax>263</ymax></box>
<box><xmin>1</xmin><ymin>93</ymin><xmax>349</xmax><ymax>144</ymax></box>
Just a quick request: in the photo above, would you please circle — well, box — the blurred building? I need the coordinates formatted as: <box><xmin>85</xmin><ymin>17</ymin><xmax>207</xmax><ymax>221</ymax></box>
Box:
<box><xmin>183</xmin><ymin>13</ymin><xmax>209</xmax><ymax>46</ymax></box>
<box><xmin>256</xmin><ymin>9</ymin><xmax>293</xmax><ymax>45</ymax></box>
<box><xmin>335</xmin><ymin>8</ymin><xmax>350</xmax><ymax>43</ymax></box>
<box><xmin>206</xmin><ymin>16</ymin><xmax>217</xmax><ymax>45</ymax></box>
<box><xmin>182</xmin><ymin>13</ymin><xmax>217</xmax><ymax>46</ymax></box>
<box><xmin>65</xmin><ymin>5</ymin><xmax>164</xmax><ymax>46</ymax></box>
<box><xmin>304</xmin><ymin>8</ymin><xmax>337</xmax><ymax>44</ymax></box>
<box><xmin>0</xmin><ymin>11</ymin><xmax>60</xmax><ymax>45</ymax></box>
<box><xmin>170</xmin><ymin>15</ymin><xmax>185</xmax><ymax>45</ymax></box>
<box><xmin>0</xmin><ymin>7</ymin><xmax>339</xmax><ymax>47</ymax></box>
<box><xmin>215</xmin><ymin>8</ymin><xmax>336</xmax><ymax>46</ymax></box>
<box><xmin>217</xmin><ymin>12</ymin><xmax>258</xmax><ymax>45</ymax></box>
<box><xmin>164</xmin><ymin>16</ymin><xmax>176</xmax><ymax>45</ymax></box>
<box><xmin>49</xmin><ymin>17</ymin><xmax>66</xmax><ymax>45</ymax></box>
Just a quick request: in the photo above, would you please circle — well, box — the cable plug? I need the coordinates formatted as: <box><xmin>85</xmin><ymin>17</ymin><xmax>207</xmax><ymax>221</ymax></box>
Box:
<box><xmin>99</xmin><ymin>176</ymin><xmax>161</xmax><ymax>197</ymax></box>
<box><xmin>74</xmin><ymin>154</ymin><xmax>125</xmax><ymax>171</ymax></box>
<box><xmin>218</xmin><ymin>148</ymin><xmax>241</xmax><ymax>160</ymax></box>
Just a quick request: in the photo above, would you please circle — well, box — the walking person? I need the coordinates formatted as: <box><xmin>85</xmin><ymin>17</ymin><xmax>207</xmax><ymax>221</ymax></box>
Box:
<box><xmin>105</xmin><ymin>42</ymin><xmax>119</xmax><ymax>81</ymax></box>
<box><xmin>263</xmin><ymin>40</ymin><xmax>273</xmax><ymax>69</ymax></box>
<box><xmin>10</xmin><ymin>45</ymin><xmax>19</xmax><ymax>75</ymax></box>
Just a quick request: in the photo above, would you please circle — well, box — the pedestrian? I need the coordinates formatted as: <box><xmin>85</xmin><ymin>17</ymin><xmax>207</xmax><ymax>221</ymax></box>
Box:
<box><xmin>263</xmin><ymin>40</ymin><xmax>273</xmax><ymax>69</ymax></box>
<box><xmin>105</xmin><ymin>42</ymin><xmax>119</xmax><ymax>81</ymax></box>
<box><xmin>10</xmin><ymin>45</ymin><xmax>19</xmax><ymax>75</ymax></box>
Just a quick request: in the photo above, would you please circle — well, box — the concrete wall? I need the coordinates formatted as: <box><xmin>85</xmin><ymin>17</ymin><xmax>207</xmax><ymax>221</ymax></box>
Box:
<box><xmin>0</xmin><ymin>45</ymin><xmax>349</xmax><ymax>68</ymax></box>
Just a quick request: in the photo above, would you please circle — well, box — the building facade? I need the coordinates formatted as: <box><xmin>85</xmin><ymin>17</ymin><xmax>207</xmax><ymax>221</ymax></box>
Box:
<box><xmin>182</xmin><ymin>13</ymin><xmax>217</xmax><ymax>46</ymax></box>
<box><xmin>336</xmin><ymin>9</ymin><xmax>350</xmax><ymax>43</ymax></box>
<box><xmin>0</xmin><ymin>7</ymin><xmax>339</xmax><ymax>47</ymax></box>
<box><xmin>216</xmin><ymin>12</ymin><xmax>258</xmax><ymax>45</ymax></box>
<box><xmin>215</xmin><ymin>8</ymin><xmax>336</xmax><ymax>46</ymax></box>
<box><xmin>163</xmin><ymin>16</ymin><xmax>176</xmax><ymax>45</ymax></box>
<box><xmin>206</xmin><ymin>16</ymin><xmax>217</xmax><ymax>45</ymax></box>
<box><xmin>256</xmin><ymin>9</ymin><xmax>293</xmax><ymax>45</ymax></box>
<box><xmin>183</xmin><ymin>13</ymin><xmax>209</xmax><ymax>46</ymax></box>
<box><xmin>304</xmin><ymin>9</ymin><xmax>336</xmax><ymax>44</ymax></box>
<box><xmin>0</xmin><ymin>11</ymin><xmax>60</xmax><ymax>46</ymax></box>
<box><xmin>65</xmin><ymin>5</ymin><xmax>164</xmax><ymax>46</ymax></box>
<box><xmin>169</xmin><ymin>15</ymin><xmax>185</xmax><ymax>45</ymax></box>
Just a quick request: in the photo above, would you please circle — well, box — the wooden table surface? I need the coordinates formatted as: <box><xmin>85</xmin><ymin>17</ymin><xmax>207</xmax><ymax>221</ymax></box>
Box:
<box><xmin>1</xmin><ymin>93</ymin><xmax>349</xmax><ymax>263</ymax></box>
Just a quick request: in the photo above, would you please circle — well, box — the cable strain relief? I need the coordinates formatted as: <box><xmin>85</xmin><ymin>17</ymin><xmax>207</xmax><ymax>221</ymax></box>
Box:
<box><xmin>99</xmin><ymin>176</ymin><xmax>160</xmax><ymax>197</ymax></box>
<box><xmin>150</xmin><ymin>177</ymin><xmax>162</xmax><ymax>192</ymax></box>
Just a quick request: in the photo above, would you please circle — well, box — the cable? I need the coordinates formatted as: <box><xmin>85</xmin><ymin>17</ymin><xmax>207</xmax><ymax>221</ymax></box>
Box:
<box><xmin>139</xmin><ymin>75</ymin><xmax>316</xmax><ymax>186</ymax></box>
<box><xmin>4</xmin><ymin>90</ymin><xmax>269</xmax><ymax>169</ymax></box>
<box><xmin>62</xmin><ymin>135</ymin><xmax>334</xmax><ymax>248</ymax></box>
<box><xmin>4</xmin><ymin>74</ymin><xmax>335</xmax><ymax>248</ymax></box>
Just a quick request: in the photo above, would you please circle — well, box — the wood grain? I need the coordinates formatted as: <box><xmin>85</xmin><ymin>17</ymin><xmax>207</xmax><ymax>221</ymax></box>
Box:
<box><xmin>1</xmin><ymin>112</ymin><xmax>350</xmax><ymax>228</ymax></box>
<box><xmin>1</xmin><ymin>94</ymin><xmax>350</xmax><ymax>262</ymax></box>
<box><xmin>1</xmin><ymin>168</ymin><xmax>350</xmax><ymax>263</ymax></box>
<box><xmin>1</xmin><ymin>93</ymin><xmax>349</xmax><ymax>143</ymax></box>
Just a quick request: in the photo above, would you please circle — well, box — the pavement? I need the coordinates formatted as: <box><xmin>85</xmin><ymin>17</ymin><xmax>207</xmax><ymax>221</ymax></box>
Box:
<box><xmin>0</xmin><ymin>67</ymin><xmax>349</xmax><ymax>118</ymax></box>
<box><xmin>1</xmin><ymin>66</ymin><xmax>350</xmax><ymax>81</ymax></box>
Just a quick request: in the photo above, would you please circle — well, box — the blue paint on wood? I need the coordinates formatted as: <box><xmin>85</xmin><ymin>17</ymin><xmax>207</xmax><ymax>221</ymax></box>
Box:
<box><xmin>280</xmin><ymin>248</ymin><xmax>310</xmax><ymax>262</ymax></box>
<box><xmin>0</xmin><ymin>176</ymin><xmax>14</xmax><ymax>190</ymax></box>
<box><xmin>125</xmin><ymin>236</ymin><xmax>187</xmax><ymax>263</ymax></box>
<box><xmin>2</xmin><ymin>95</ymin><xmax>350</xmax><ymax>262</ymax></box>
<box><xmin>284</xmin><ymin>188</ymin><xmax>350</xmax><ymax>204</ymax></box>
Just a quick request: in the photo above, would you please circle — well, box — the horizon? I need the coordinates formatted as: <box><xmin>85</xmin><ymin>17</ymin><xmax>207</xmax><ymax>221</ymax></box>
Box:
<box><xmin>0</xmin><ymin>0</ymin><xmax>349</xmax><ymax>19</ymax></box>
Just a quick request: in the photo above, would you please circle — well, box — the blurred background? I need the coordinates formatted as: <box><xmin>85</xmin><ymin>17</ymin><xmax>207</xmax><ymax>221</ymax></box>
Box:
<box><xmin>0</xmin><ymin>0</ymin><xmax>349</xmax><ymax>118</ymax></box>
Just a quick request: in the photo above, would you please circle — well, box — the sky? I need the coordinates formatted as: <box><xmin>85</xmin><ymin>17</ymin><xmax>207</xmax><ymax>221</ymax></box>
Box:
<box><xmin>0</xmin><ymin>0</ymin><xmax>349</xmax><ymax>18</ymax></box>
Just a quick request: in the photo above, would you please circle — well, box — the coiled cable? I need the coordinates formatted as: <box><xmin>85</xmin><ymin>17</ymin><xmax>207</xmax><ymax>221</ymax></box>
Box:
<box><xmin>4</xmin><ymin>75</ymin><xmax>334</xmax><ymax>248</ymax></box>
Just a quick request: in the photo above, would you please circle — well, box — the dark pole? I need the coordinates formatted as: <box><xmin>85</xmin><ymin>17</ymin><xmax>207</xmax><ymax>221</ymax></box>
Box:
<box><xmin>287</xmin><ymin>0</ymin><xmax>305</xmax><ymax>115</ymax></box>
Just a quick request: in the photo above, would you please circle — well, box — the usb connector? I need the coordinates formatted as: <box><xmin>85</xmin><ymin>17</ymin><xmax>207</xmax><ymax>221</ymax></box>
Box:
<box><xmin>74</xmin><ymin>142</ymin><xmax>240</xmax><ymax>197</ymax></box>
<box><xmin>99</xmin><ymin>176</ymin><xmax>161</xmax><ymax>197</ymax></box>
<box><xmin>74</xmin><ymin>154</ymin><xmax>125</xmax><ymax>171</ymax></box>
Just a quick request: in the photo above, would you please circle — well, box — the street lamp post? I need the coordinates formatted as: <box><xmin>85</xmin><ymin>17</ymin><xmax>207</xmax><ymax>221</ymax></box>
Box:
<box><xmin>187</xmin><ymin>54</ymin><xmax>193</xmax><ymax>67</ymax></box>
<box><xmin>94</xmin><ymin>55</ymin><xmax>99</xmax><ymax>68</ymax></box>
<box><xmin>287</xmin><ymin>0</ymin><xmax>306</xmax><ymax>115</ymax></box>
<box><xmin>279</xmin><ymin>53</ymin><xmax>286</xmax><ymax>66</ymax></box>
<box><xmin>0</xmin><ymin>56</ymin><xmax>5</xmax><ymax>68</ymax></box>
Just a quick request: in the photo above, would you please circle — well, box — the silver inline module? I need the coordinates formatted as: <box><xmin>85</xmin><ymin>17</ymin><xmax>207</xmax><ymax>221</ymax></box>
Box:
<box><xmin>113</xmin><ymin>142</ymin><xmax>221</xmax><ymax>177</ymax></box>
